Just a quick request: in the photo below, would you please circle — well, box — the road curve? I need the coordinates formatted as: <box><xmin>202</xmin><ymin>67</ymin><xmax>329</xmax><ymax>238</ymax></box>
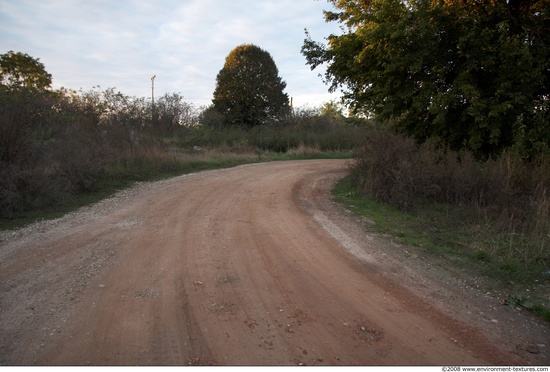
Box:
<box><xmin>0</xmin><ymin>160</ymin><xmax>548</xmax><ymax>366</ymax></box>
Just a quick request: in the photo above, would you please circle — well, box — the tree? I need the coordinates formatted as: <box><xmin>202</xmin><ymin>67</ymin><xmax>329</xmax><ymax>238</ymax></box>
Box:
<box><xmin>212</xmin><ymin>44</ymin><xmax>290</xmax><ymax>127</ymax></box>
<box><xmin>156</xmin><ymin>93</ymin><xmax>198</xmax><ymax>133</ymax></box>
<box><xmin>0</xmin><ymin>51</ymin><xmax>54</xmax><ymax>166</ymax></box>
<box><xmin>302</xmin><ymin>0</ymin><xmax>550</xmax><ymax>158</ymax></box>
<box><xmin>320</xmin><ymin>100</ymin><xmax>346</xmax><ymax>123</ymax></box>
<box><xmin>0</xmin><ymin>51</ymin><xmax>52</xmax><ymax>90</ymax></box>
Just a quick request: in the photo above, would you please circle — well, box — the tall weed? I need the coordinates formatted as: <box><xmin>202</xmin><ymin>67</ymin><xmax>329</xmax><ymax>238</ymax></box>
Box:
<box><xmin>178</xmin><ymin>124</ymin><xmax>367</xmax><ymax>153</ymax></box>
<box><xmin>349</xmin><ymin>130</ymin><xmax>550</xmax><ymax>276</ymax></box>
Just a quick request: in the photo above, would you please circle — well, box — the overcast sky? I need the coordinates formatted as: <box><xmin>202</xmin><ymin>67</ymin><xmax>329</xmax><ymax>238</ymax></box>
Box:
<box><xmin>0</xmin><ymin>0</ymin><xmax>342</xmax><ymax>107</ymax></box>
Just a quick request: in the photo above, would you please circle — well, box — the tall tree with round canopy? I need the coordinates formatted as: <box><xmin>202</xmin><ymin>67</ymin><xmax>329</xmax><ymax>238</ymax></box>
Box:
<box><xmin>213</xmin><ymin>44</ymin><xmax>290</xmax><ymax>127</ymax></box>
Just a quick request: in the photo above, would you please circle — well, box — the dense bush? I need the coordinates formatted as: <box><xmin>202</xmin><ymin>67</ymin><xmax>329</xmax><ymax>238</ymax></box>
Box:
<box><xmin>349</xmin><ymin>130</ymin><xmax>550</xmax><ymax>266</ymax></box>
<box><xmin>0</xmin><ymin>85</ymin><xmax>202</xmax><ymax>218</ymax></box>
<box><xmin>0</xmin><ymin>87</ymin><xmax>115</xmax><ymax>217</ymax></box>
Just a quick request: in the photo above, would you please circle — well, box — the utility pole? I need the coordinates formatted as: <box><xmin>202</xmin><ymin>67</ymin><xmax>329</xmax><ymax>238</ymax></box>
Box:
<box><xmin>151</xmin><ymin>75</ymin><xmax>156</xmax><ymax>124</ymax></box>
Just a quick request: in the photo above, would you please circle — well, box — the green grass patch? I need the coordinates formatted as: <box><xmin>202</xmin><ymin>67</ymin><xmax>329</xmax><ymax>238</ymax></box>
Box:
<box><xmin>332</xmin><ymin>175</ymin><xmax>472</xmax><ymax>255</ymax></box>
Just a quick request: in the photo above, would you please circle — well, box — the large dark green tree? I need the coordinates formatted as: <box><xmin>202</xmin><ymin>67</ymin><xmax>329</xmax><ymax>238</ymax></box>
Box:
<box><xmin>0</xmin><ymin>51</ymin><xmax>52</xmax><ymax>91</ymax></box>
<box><xmin>302</xmin><ymin>0</ymin><xmax>550</xmax><ymax>158</ymax></box>
<box><xmin>212</xmin><ymin>44</ymin><xmax>290</xmax><ymax>127</ymax></box>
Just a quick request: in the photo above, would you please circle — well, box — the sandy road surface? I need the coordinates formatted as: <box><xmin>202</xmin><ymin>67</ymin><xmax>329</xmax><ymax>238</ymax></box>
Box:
<box><xmin>1</xmin><ymin>160</ymin><xmax>548</xmax><ymax>366</ymax></box>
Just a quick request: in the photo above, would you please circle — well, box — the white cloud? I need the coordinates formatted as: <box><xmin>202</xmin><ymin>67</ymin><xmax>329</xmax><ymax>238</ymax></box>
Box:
<box><xmin>0</xmin><ymin>0</ymin><xmax>341</xmax><ymax>106</ymax></box>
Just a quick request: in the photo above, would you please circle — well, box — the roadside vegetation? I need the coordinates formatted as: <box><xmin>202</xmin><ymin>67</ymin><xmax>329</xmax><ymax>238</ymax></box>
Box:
<box><xmin>333</xmin><ymin>129</ymin><xmax>550</xmax><ymax>321</ymax></box>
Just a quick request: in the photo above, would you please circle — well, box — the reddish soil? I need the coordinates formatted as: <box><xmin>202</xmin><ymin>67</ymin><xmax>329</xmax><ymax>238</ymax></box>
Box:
<box><xmin>0</xmin><ymin>160</ymin><xmax>548</xmax><ymax>366</ymax></box>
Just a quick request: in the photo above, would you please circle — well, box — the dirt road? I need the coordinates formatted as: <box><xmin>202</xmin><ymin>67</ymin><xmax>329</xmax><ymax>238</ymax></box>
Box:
<box><xmin>1</xmin><ymin>160</ymin><xmax>548</xmax><ymax>366</ymax></box>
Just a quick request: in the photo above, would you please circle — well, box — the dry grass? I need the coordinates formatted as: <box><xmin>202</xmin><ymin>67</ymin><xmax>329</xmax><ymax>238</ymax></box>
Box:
<box><xmin>286</xmin><ymin>143</ymin><xmax>322</xmax><ymax>157</ymax></box>
<box><xmin>349</xmin><ymin>130</ymin><xmax>550</xmax><ymax>279</ymax></box>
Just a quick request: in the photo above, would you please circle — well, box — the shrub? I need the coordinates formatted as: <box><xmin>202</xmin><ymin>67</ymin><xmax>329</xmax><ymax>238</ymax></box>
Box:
<box><xmin>351</xmin><ymin>130</ymin><xmax>549</xmax><ymax>214</ymax></box>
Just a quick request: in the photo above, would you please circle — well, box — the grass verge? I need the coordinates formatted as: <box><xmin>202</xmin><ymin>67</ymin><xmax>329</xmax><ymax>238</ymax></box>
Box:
<box><xmin>332</xmin><ymin>174</ymin><xmax>550</xmax><ymax>322</ymax></box>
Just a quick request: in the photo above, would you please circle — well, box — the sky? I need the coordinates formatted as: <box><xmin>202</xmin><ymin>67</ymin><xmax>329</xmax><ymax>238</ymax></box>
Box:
<box><xmin>0</xmin><ymin>0</ymin><xmax>342</xmax><ymax>108</ymax></box>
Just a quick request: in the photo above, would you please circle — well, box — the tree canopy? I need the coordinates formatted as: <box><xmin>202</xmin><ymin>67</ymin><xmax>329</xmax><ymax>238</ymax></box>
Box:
<box><xmin>302</xmin><ymin>0</ymin><xmax>550</xmax><ymax>158</ymax></box>
<box><xmin>0</xmin><ymin>51</ymin><xmax>52</xmax><ymax>91</ymax></box>
<box><xmin>212</xmin><ymin>44</ymin><xmax>289</xmax><ymax>127</ymax></box>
